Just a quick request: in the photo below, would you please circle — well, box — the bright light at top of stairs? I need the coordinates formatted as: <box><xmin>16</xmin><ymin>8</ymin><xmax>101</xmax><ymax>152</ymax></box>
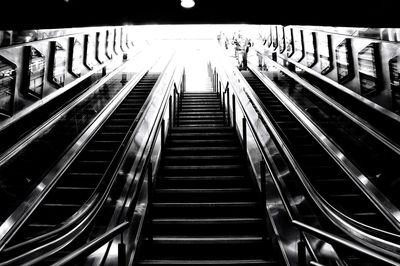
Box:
<box><xmin>181</xmin><ymin>0</ymin><xmax>195</xmax><ymax>8</ymax></box>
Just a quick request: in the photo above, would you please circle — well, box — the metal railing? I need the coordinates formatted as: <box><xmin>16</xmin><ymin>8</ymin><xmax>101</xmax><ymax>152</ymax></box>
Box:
<box><xmin>52</xmin><ymin>51</ymin><xmax>185</xmax><ymax>266</ymax></box>
<box><xmin>0</xmin><ymin>53</ymin><xmax>176</xmax><ymax>266</ymax></box>
<box><xmin>211</xmin><ymin>45</ymin><xmax>400</xmax><ymax>265</ymax></box>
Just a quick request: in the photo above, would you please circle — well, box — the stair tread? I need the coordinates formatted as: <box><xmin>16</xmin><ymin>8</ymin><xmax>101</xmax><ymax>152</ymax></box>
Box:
<box><xmin>136</xmin><ymin>259</ymin><xmax>274</xmax><ymax>265</ymax></box>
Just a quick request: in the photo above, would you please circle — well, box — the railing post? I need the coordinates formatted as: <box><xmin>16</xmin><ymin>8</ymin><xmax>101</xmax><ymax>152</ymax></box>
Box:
<box><xmin>222</xmin><ymin>91</ymin><xmax>226</xmax><ymax>123</ymax></box>
<box><xmin>226</xmin><ymin>86</ymin><xmax>230</xmax><ymax>126</ymax></box>
<box><xmin>298</xmin><ymin>238</ymin><xmax>306</xmax><ymax>266</ymax></box>
<box><xmin>147</xmin><ymin>162</ymin><xmax>153</xmax><ymax>241</ymax></box>
<box><xmin>213</xmin><ymin>69</ymin><xmax>216</xmax><ymax>92</ymax></box>
<box><xmin>232</xmin><ymin>94</ymin><xmax>236</xmax><ymax>129</ymax></box>
<box><xmin>161</xmin><ymin>119</ymin><xmax>165</xmax><ymax>156</ymax></box>
<box><xmin>242</xmin><ymin>117</ymin><xmax>247</xmax><ymax>152</ymax></box>
<box><xmin>169</xmin><ymin>95</ymin><xmax>172</xmax><ymax>129</ymax></box>
<box><xmin>118</xmin><ymin>234</ymin><xmax>126</xmax><ymax>266</ymax></box>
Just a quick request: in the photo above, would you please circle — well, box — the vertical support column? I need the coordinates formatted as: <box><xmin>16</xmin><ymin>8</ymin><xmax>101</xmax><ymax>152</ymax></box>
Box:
<box><xmin>102</xmin><ymin>66</ymin><xmax>107</xmax><ymax>77</ymax></box>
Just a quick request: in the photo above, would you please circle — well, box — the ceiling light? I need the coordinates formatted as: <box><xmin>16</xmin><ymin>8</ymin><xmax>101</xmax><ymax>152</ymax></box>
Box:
<box><xmin>181</xmin><ymin>0</ymin><xmax>195</xmax><ymax>8</ymax></box>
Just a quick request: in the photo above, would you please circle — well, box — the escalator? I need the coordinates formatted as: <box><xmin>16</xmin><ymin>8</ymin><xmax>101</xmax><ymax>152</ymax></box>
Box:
<box><xmin>135</xmin><ymin>92</ymin><xmax>279</xmax><ymax>265</ymax></box>
<box><xmin>0</xmin><ymin>63</ymin><xmax>149</xmax><ymax>226</ymax></box>
<box><xmin>0</xmin><ymin>73</ymin><xmax>160</xmax><ymax>263</ymax></box>
<box><xmin>240</xmin><ymin>70</ymin><xmax>396</xmax><ymax>234</ymax></box>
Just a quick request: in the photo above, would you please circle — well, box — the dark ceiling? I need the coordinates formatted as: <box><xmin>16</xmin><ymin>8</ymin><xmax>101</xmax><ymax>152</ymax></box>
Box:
<box><xmin>2</xmin><ymin>0</ymin><xmax>399</xmax><ymax>30</ymax></box>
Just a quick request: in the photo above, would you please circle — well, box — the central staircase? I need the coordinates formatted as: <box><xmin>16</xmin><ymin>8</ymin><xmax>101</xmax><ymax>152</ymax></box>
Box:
<box><xmin>135</xmin><ymin>92</ymin><xmax>279</xmax><ymax>265</ymax></box>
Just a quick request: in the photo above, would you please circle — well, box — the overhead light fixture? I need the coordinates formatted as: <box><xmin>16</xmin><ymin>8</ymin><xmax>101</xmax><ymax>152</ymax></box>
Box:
<box><xmin>181</xmin><ymin>0</ymin><xmax>195</xmax><ymax>8</ymax></box>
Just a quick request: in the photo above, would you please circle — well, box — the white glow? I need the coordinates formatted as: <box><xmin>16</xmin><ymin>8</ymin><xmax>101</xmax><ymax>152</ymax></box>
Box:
<box><xmin>181</xmin><ymin>0</ymin><xmax>195</xmax><ymax>8</ymax></box>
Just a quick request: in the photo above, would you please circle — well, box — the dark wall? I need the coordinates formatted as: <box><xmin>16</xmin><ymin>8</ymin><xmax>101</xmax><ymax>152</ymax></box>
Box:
<box><xmin>2</xmin><ymin>0</ymin><xmax>399</xmax><ymax>30</ymax></box>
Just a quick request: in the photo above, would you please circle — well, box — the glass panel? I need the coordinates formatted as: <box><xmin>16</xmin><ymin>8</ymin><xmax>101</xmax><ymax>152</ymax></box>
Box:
<box><xmin>358</xmin><ymin>43</ymin><xmax>381</xmax><ymax>96</ymax></box>
<box><xmin>71</xmin><ymin>40</ymin><xmax>82</xmax><ymax>77</ymax></box>
<box><xmin>335</xmin><ymin>39</ymin><xmax>354</xmax><ymax>84</ymax></box>
<box><xmin>84</xmin><ymin>34</ymin><xmax>94</xmax><ymax>70</ymax></box>
<box><xmin>293</xmin><ymin>30</ymin><xmax>304</xmax><ymax>62</ymax></box>
<box><xmin>25</xmin><ymin>46</ymin><xmax>45</xmax><ymax>98</ymax></box>
<box><xmin>286</xmin><ymin>28</ymin><xmax>294</xmax><ymax>57</ymax></box>
<box><xmin>0</xmin><ymin>56</ymin><xmax>16</xmax><ymax>117</ymax></box>
<box><xmin>389</xmin><ymin>56</ymin><xmax>400</xmax><ymax>114</ymax></box>
<box><xmin>305</xmin><ymin>32</ymin><xmax>317</xmax><ymax>67</ymax></box>
<box><xmin>278</xmin><ymin>26</ymin><xmax>285</xmax><ymax>53</ymax></box>
<box><xmin>51</xmin><ymin>42</ymin><xmax>66</xmax><ymax>87</ymax></box>
<box><xmin>319</xmin><ymin>34</ymin><xmax>333</xmax><ymax>75</ymax></box>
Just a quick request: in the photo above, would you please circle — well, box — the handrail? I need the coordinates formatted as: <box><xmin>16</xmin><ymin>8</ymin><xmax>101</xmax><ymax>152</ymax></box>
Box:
<box><xmin>258</xmin><ymin>51</ymin><xmax>400</xmax><ymax>156</ymax></box>
<box><xmin>0</xmin><ymin>50</ymin><xmax>159</xmax><ymax>252</ymax></box>
<box><xmin>50</xmin><ymin>222</ymin><xmax>129</xmax><ymax>266</ymax></box>
<box><xmin>245</xmin><ymin>62</ymin><xmax>400</xmax><ymax>238</ymax></box>
<box><xmin>69</xmin><ymin>51</ymin><xmax>184</xmax><ymax>266</ymax></box>
<box><xmin>0</xmin><ymin>49</ymin><xmax>143</xmax><ymax>166</ymax></box>
<box><xmin>293</xmin><ymin>220</ymin><xmax>400</xmax><ymax>266</ymax></box>
<box><xmin>212</xmin><ymin>45</ymin><xmax>400</xmax><ymax>265</ymax></box>
<box><xmin>0</xmin><ymin>53</ymin><xmax>169</xmax><ymax>265</ymax></box>
<box><xmin>245</xmin><ymin>62</ymin><xmax>400</xmax><ymax>251</ymax></box>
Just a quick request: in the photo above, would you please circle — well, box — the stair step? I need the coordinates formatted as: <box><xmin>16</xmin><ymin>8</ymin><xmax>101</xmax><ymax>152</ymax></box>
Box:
<box><xmin>153</xmin><ymin>202</ymin><xmax>257</xmax><ymax>208</ymax></box>
<box><xmin>147</xmin><ymin>236</ymin><xmax>264</xmax><ymax>244</ymax></box>
<box><xmin>152</xmin><ymin>217</ymin><xmax>263</xmax><ymax>225</ymax></box>
<box><xmin>136</xmin><ymin>259</ymin><xmax>275</xmax><ymax>265</ymax></box>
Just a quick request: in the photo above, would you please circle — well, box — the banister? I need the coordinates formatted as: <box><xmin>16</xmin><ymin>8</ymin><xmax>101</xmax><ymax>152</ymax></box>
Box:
<box><xmin>293</xmin><ymin>220</ymin><xmax>400</xmax><ymax>266</ymax></box>
<box><xmin>211</xmin><ymin>45</ymin><xmax>400</xmax><ymax>265</ymax></box>
<box><xmin>50</xmin><ymin>221</ymin><xmax>130</xmax><ymax>266</ymax></box>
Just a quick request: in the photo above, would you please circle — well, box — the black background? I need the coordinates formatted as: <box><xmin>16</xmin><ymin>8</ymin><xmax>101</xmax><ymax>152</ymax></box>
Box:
<box><xmin>1</xmin><ymin>0</ymin><xmax>399</xmax><ymax>30</ymax></box>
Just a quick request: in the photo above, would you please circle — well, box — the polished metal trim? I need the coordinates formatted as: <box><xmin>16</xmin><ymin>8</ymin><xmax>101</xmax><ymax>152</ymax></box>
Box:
<box><xmin>261</xmin><ymin>54</ymin><xmax>400</xmax><ymax>156</ymax></box>
<box><xmin>0</xmin><ymin>61</ymin><xmax>109</xmax><ymax>132</ymax></box>
<box><xmin>243</xmin><ymin>63</ymin><xmax>400</xmax><ymax>254</ymax></box>
<box><xmin>0</xmin><ymin>50</ymin><xmax>143</xmax><ymax>167</ymax></box>
<box><xmin>282</xmin><ymin>54</ymin><xmax>400</xmax><ymax>123</ymax></box>
<box><xmin>248</xmin><ymin>62</ymin><xmax>400</xmax><ymax>230</ymax></box>
<box><xmin>0</xmin><ymin>50</ymin><xmax>159</xmax><ymax>251</ymax></box>
<box><xmin>82</xmin><ymin>51</ymin><xmax>184</xmax><ymax>266</ymax></box>
<box><xmin>294</xmin><ymin>220</ymin><xmax>400</xmax><ymax>265</ymax></box>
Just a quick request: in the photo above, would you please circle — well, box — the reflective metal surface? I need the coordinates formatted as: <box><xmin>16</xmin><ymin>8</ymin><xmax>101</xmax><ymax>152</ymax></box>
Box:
<box><xmin>0</xmin><ymin>50</ymin><xmax>160</xmax><ymax>252</ymax></box>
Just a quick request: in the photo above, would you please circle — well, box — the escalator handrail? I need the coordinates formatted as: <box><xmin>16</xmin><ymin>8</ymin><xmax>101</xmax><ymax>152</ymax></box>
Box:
<box><xmin>0</xmin><ymin>50</ymin><xmax>142</xmax><ymax>167</ymax></box>
<box><xmin>210</xmin><ymin>50</ymin><xmax>319</xmax><ymax>263</ymax></box>
<box><xmin>276</xmin><ymin>49</ymin><xmax>400</xmax><ymax>124</ymax></box>
<box><xmin>293</xmin><ymin>220</ymin><xmax>400</xmax><ymax>266</ymax></box>
<box><xmin>248</xmin><ymin>61</ymin><xmax>400</xmax><ymax>233</ymax></box>
<box><xmin>0</xmin><ymin>53</ymin><xmax>163</xmax><ymax>262</ymax></box>
<box><xmin>247</xmin><ymin>61</ymin><xmax>400</xmax><ymax>255</ymax></box>
<box><xmin>259</xmin><ymin>51</ymin><xmax>400</xmax><ymax>157</ymax></box>
<box><xmin>246</xmin><ymin>62</ymin><xmax>400</xmax><ymax>246</ymax></box>
<box><xmin>69</xmin><ymin>52</ymin><xmax>185</xmax><ymax>266</ymax></box>
<box><xmin>213</xmin><ymin>48</ymin><xmax>400</xmax><ymax>262</ymax></box>
<box><xmin>49</xmin><ymin>221</ymin><xmax>129</xmax><ymax>266</ymax></box>
<box><xmin>0</xmin><ymin>51</ymin><xmax>156</xmax><ymax>251</ymax></box>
